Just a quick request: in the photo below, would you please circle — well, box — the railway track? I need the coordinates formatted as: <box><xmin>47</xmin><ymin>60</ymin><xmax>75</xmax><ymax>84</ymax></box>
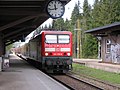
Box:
<box><xmin>68</xmin><ymin>72</ymin><xmax>120</xmax><ymax>90</ymax></box>
<box><xmin>19</xmin><ymin>55</ymin><xmax>120</xmax><ymax>90</ymax></box>
<box><xmin>49</xmin><ymin>73</ymin><xmax>103</xmax><ymax>90</ymax></box>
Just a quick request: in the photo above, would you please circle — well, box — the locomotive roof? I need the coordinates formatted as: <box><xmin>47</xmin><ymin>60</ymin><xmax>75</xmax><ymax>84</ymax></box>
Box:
<box><xmin>30</xmin><ymin>30</ymin><xmax>72</xmax><ymax>42</ymax></box>
<box><xmin>85</xmin><ymin>22</ymin><xmax>120</xmax><ymax>36</ymax></box>
<box><xmin>41</xmin><ymin>30</ymin><xmax>72</xmax><ymax>34</ymax></box>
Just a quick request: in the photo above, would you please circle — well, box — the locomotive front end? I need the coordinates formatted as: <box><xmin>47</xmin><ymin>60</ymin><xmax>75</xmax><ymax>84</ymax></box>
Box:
<box><xmin>42</xmin><ymin>31</ymin><xmax>72</xmax><ymax>73</ymax></box>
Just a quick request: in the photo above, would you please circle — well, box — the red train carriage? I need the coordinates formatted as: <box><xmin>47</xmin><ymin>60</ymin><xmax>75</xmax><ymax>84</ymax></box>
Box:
<box><xmin>25</xmin><ymin>30</ymin><xmax>72</xmax><ymax>73</ymax></box>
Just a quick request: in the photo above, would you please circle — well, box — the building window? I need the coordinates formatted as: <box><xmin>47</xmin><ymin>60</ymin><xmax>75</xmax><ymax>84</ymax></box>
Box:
<box><xmin>106</xmin><ymin>39</ymin><xmax>111</xmax><ymax>53</ymax></box>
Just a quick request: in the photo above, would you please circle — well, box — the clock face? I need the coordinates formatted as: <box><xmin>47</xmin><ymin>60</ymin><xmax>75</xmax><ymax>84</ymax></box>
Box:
<box><xmin>46</xmin><ymin>0</ymin><xmax>65</xmax><ymax>19</ymax></box>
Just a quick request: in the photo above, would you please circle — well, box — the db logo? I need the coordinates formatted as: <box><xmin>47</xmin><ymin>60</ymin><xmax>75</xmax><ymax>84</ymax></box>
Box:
<box><xmin>55</xmin><ymin>48</ymin><xmax>60</xmax><ymax>51</ymax></box>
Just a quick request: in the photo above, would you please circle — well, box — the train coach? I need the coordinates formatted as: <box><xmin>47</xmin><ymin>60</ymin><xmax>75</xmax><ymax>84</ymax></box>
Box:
<box><xmin>20</xmin><ymin>30</ymin><xmax>73</xmax><ymax>73</ymax></box>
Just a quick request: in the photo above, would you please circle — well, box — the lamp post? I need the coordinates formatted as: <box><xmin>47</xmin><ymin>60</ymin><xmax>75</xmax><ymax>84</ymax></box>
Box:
<box><xmin>74</xmin><ymin>19</ymin><xmax>82</xmax><ymax>58</ymax></box>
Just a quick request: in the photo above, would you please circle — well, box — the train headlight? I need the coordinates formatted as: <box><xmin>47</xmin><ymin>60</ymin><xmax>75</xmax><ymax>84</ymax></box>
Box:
<box><xmin>67</xmin><ymin>53</ymin><xmax>70</xmax><ymax>56</ymax></box>
<box><xmin>45</xmin><ymin>53</ymin><xmax>48</xmax><ymax>56</ymax></box>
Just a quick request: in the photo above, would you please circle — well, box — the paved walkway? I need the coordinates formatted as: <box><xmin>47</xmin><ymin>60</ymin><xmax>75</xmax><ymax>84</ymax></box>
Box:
<box><xmin>0</xmin><ymin>54</ymin><xmax>69</xmax><ymax>90</ymax></box>
<box><xmin>73</xmin><ymin>59</ymin><xmax>120</xmax><ymax>73</ymax></box>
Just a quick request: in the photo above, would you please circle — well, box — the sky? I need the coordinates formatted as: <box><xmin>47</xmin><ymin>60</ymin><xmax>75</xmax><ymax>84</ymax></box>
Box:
<box><xmin>41</xmin><ymin>0</ymin><xmax>94</xmax><ymax>27</ymax></box>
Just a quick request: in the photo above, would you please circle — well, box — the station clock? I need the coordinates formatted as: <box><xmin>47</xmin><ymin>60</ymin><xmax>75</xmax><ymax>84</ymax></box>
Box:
<box><xmin>46</xmin><ymin>0</ymin><xmax>65</xmax><ymax>19</ymax></box>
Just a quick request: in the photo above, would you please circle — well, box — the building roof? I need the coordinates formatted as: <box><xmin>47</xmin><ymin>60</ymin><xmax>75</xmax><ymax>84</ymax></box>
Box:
<box><xmin>85</xmin><ymin>22</ymin><xmax>120</xmax><ymax>35</ymax></box>
<box><xmin>0</xmin><ymin>0</ymin><xmax>70</xmax><ymax>46</ymax></box>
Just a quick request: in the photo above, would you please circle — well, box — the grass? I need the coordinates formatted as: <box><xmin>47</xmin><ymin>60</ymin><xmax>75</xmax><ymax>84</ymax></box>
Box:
<box><xmin>72</xmin><ymin>63</ymin><xmax>120</xmax><ymax>84</ymax></box>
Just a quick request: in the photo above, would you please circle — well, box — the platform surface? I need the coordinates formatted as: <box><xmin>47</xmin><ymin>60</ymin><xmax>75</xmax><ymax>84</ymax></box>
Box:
<box><xmin>0</xmin><ymin>54</ymin><xmax>69</xmax><ymax>90</ymax></box>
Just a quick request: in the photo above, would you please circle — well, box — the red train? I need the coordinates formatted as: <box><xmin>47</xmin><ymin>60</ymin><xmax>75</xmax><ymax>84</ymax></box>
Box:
<box><xmin>16</xmin><ymin>30</ymin><xmax>73</xmax><ymax>73</ymax></box>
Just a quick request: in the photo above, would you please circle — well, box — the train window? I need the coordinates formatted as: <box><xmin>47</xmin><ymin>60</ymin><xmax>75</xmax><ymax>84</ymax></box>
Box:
<box><xmin>45</xmin><ymin>35</ymin><xmax>57</xmax><ymax>43</ymax></box>
<box><xmin>58</xmin><ymin>35</ymin><xmax>70</xmax><ymax>43</ymax></box>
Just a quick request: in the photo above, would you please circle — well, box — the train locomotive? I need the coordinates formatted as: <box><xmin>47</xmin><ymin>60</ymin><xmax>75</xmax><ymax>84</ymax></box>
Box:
<box><xmin>17</xmin><ymin>30</ymin><xmax>73</xmax><ymax>73</ymax></box>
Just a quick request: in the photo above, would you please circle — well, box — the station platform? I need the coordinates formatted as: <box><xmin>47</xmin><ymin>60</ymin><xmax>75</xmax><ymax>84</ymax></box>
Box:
<box><xmin>0</xmin><ymin>54</ymin><xmax>69</xmax><ymax>90</ymax></box>
<box><xmin>73</xmin><ymin>59</ymin><xmax>120</xmax><ymax>73</ymax></box>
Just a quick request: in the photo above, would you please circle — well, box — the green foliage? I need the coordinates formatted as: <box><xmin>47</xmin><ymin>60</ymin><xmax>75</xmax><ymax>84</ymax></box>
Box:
<box><xmin>72</xmin><ymin>63</ymin><xmax>120</xmax><ymax>84</ymax></box>
<box><xmin>82</xmin><ymin>34</ymin><xmax>98</xmax><ymax>58</ymax></box>
<box><xmin>83</xmin><ymin>0</ymin><xmax>90</xmax><ymax>19</ymax></box>
<box><xmin>48</xmin><ymin>24</ymin><xmax>52</xmax><ymax>29</ymax></box>
<box><xmin>92</xmin><ymin>0</ymin><xmax>120</xmax><ymax>27</ymax></box>
<box><xmin>82</xmin><ymin>0</ymin><xmax>97</xmax><ymax>58</ymax></box>
<box><xmin>51</xmin><ymin>18</ymin><xmax>74</xmax><ymax>33</ymax></box>
<box><xmin>52</xmin><ymin>18</ymin><xmax>65</xmax><ymax>30</ymax></box>
<box><xmin>71</xmin><ymin>3</ymin><xmax>80</xmax><ymax>25</ymax></box>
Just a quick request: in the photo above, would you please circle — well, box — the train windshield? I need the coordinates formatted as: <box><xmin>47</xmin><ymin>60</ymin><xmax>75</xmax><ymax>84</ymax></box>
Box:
<box><xmin>58</xmin><ymin>35</ymin><xmax>69</xmax><ymax>43</ymax></box>
<box><xmin>45</xmin><ymin>35</ymin><xmax>57</xmax><ymax>43</ymax></box>
<box><xmin>45</xmin><ymin>34</ymin><xmax>70</xmax><ymax>44</ymax></box>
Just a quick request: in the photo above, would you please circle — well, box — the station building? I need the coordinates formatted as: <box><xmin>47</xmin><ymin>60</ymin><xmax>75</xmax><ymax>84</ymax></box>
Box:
<box><xmin>85</xmin><ymin>22</ymin><xmax>120</xmax><ymax>64</ymax></box>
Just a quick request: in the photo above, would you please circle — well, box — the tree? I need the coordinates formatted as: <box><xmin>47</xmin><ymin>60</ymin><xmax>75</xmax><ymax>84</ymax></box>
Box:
<box><xmin>80</xmin><ymin>0</ymin><xmax>98</xmax><ymax>58</ymax></box>
<box><xmin>71</xmin><ymin>2</ymin><xmax>81</xmax><ymax>58</ymax></box>
<box><xmin>51</xmin><ymin>18</ymin><xmax>65</xmax><ymax>30</ymax></box>
<box><xmin>44</xmin><ymin>24</ymin><xmax>48</xmax><ymax>29</ymax></box>
<box><xmin>48</xmin><ymin>24</ymin><xmax>52</xmax><ymax>29</ymax></box>
<box><xmin>93</xmin><ymin>0</ymin><xmax>120</xmax><ymax>26</ymax></box>
<box><xmin>113</xmin><ymin>0</ymin><xmax>120</xmax><ymax>22</ymax></box>
<box><xmin>82</xmin><ymin>0</ymin><xmax>92</xmax><ymax>30</ymax></box>
<box><xmin>82</xmin><ymin>34</ymin><xmax>98</xmax><ymax>58</ymax></box>
<box><xmin>71</xmin><ymin>3</ymin><xmax>80</xmax><ymax>26</ymax></box>
<box><xmin>51</xmin><ymin>19</ymin><xmax>56</xmax><ymax>29</ymax></box>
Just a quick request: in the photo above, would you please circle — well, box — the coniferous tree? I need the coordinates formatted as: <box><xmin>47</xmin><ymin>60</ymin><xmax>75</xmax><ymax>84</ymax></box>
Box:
<box><xmin>83</xmin><ymin>0</ymin><xmax>91</xmax><ymax>29</ymax></box>
<box><xmin>82</xmin><ymin>0</ymin><xmax>98</xmax><ymax>58</ymax></box>
<box><xmin>99</xmin><ymin>0</ymin><xmax>120</xmax><ymax>24</ymax></box>
<box><xmin>113</xmin><ymin>0</ymin><xmax>120</xmax><ymax>21</ymax></box>
<box><xmin>61</xmin><ymin>18</ymin><xmax>73</xmax><ymax>32</ymax></box>
<box><xmin>71</xmin><ymin>2</ymin><xmax>81</xmax><ymax>58</ymax></box>
<box><xmin>48</xmin><ymin>24</ymin><xmax>52</xmax><ymax>29</ymax></box>
<box><xmin>91</xmin><ymin>0</ymin><xmax>101</xmax><ymax>28</ymax></box>
<box><xmin>71</xmin><ymin>3</ymin><xmax>80</xmax><ymax>26</ymax></box>
<box><xmin>44</xmin><ymin>24</ymin><xmax>48</xmax><ymax>29</ymax></box>
<box><xmin>51</xmin><ymin>18</ymin><xmax>64</xmax><ymax>30</ymax></box>
<box><xmin>51</xmin><ymin>20</ymin><xmax>56</xmax><ymax>29</ymax></box>
<box><xmin>57</xmin><ymin>18</ymin><xmax>65</xmax><ymax>30</ymax></box>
